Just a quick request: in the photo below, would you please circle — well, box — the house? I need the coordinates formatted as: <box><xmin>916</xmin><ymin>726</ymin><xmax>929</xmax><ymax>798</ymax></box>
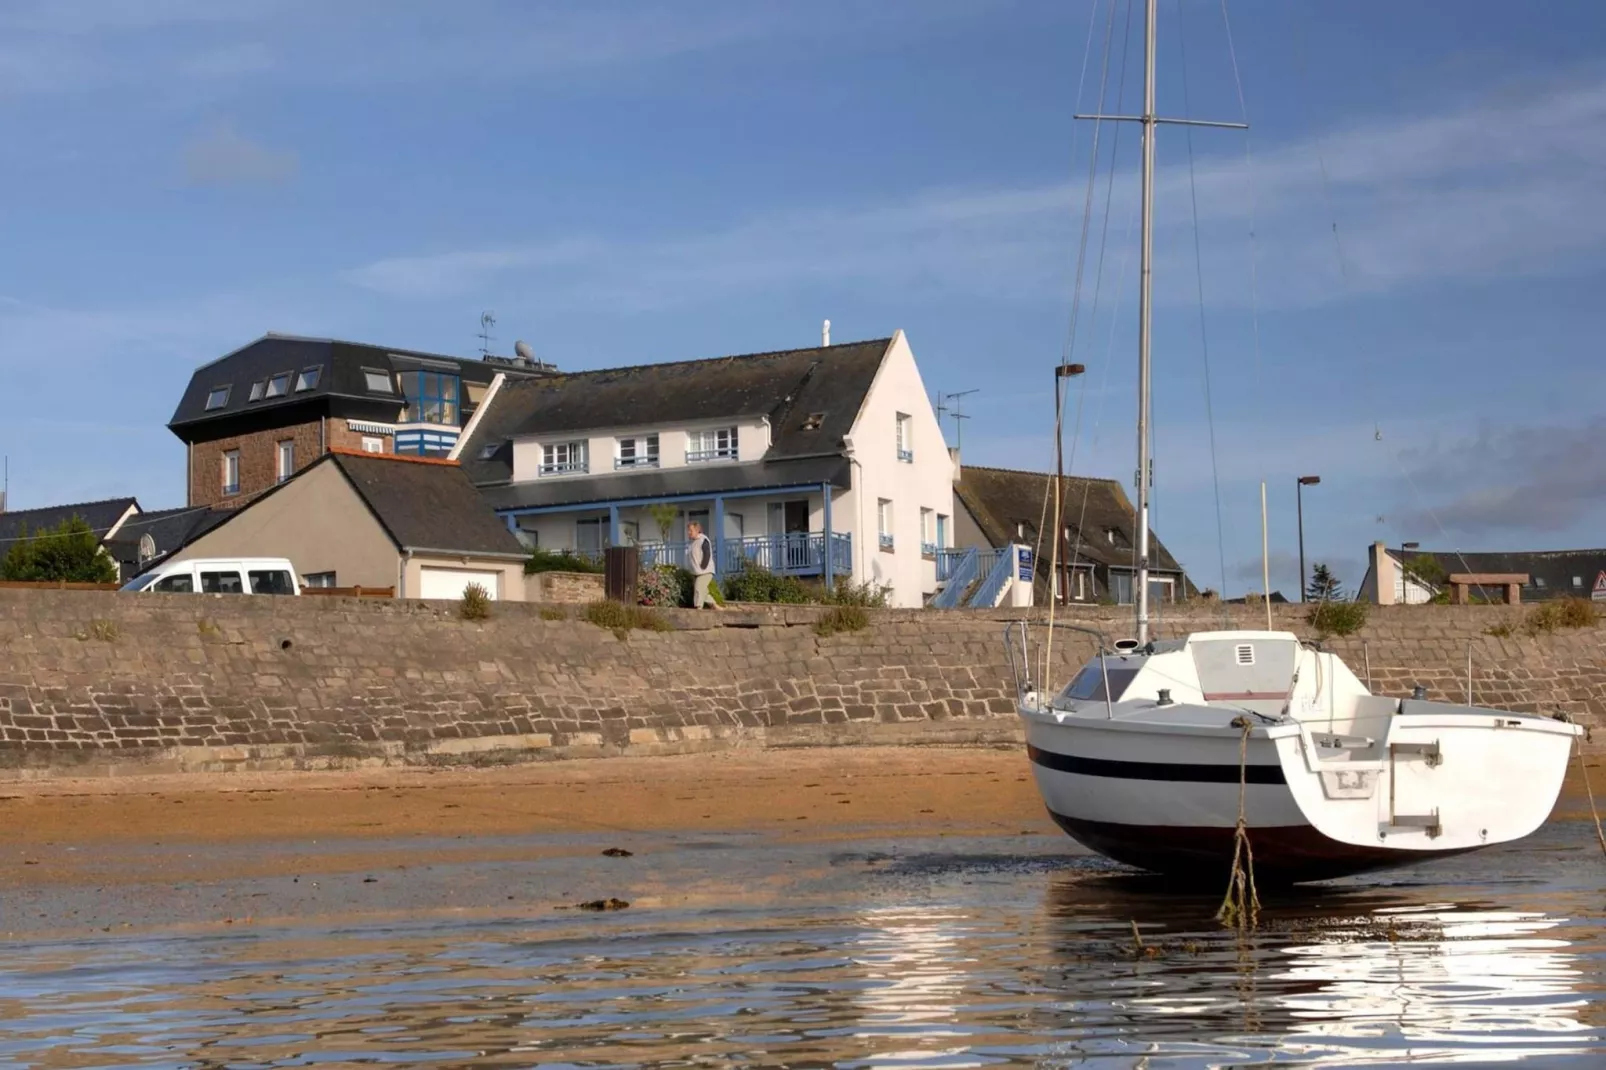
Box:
<box><xmin>1358</xmin><ymin>541</ymin><xmax>1606</xmax><ymax>604</ymax></box>
<box><xmin>168</xmin><ymin>449</ymin><xmax>531</xmax><ymax>599</ymax></box>
<box><xmin>454</xmin><ymin>331</ymin><xmax>956</xmax><ymax>608</ymax></box>
<box><xmin>167</xmin><ymin>333</ymin><xmax>556</xmax><ymax>510</ymax></box>
<box><xmin>105</xmin><ymin>506</ymin><xmax>232</xmax><ymax>580</ymax></box>
<box><xmin>0</xmin><ymin>496</ymin><xmax>142</xmax><ymax>577</ymax></box>
<box><xmin>952</xmin><ymin>465</ymin><xmax>1193</xmax><ymax>605</ymax></box>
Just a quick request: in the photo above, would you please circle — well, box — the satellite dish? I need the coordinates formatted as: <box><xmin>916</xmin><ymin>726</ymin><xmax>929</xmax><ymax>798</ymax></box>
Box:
<box><xmin>514</xmin><ymin>340</ymin><xmax>535</xmax><ymax>361</ymax></box>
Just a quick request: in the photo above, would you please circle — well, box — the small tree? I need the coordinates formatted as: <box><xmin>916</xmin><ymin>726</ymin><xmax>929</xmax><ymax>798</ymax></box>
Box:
<box><xmin>0</xmin><ymin>517</ymin><xmax>118</xmax><ymax>583</ymax></box>
<box><xmin>647</xmin><ymin>503</ymin><xmax>680</xmax><ymax>544</ymax></box>
<box><xmin>1306</xmin><ymin>563</ymin><xmax>1344</xmax><ymax>603</ymax></box>
<box><xmin>1403</xmin><ymin>553</ymin><xmax>1446</xmax><ymax>594</ymax></box>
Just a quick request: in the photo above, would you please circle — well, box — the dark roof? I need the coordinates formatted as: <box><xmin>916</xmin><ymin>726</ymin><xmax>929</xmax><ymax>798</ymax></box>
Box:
<box><xmin>106</xmin><ymin>506</ymin><xmax>232</xmax><ymax>575</ymax></box>
<box><xmin>1384</xmin><ymin>546</ymin><xmax>1606</xmax><ymax>598</ymax></box>
<box><xmin>326</xmin><ymin>452</ymin><xmax>527</xmax><ymax>557</ymax></box>
<box><xmin>0</xmin><ymin>497</ymin><xmax>139</xmax><ymax>547</ymax></box>
<box><xmin>168</xmin><ymin>333</ymin><xmax>556</xmax><ymax>435</ymax></box>
<box><xmin>458</xmin><ymin>338</ymin><xmax>893</xmax><ymax>485</ymax></box>
<box><xmin>479</xmin><ymin>456</ymin><xmax>852</xmax><ymax>513</ymax></box>
<box><xmin>955</xmin><ymin>466</ymin><xmax>1187</xmax><ymax>574</ymax></box>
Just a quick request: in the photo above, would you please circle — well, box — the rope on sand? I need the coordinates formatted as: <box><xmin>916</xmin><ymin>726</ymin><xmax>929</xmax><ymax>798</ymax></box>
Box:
<box><xmin>1217</xmin><ymin>715</ymin><xmax>1262</xmax><ymax>927</ymax></box>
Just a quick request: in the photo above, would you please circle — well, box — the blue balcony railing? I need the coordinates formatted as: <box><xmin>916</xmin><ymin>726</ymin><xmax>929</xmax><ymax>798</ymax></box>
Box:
<box><xmin>685</xmin><ymin>447</ymin><xmax>738</xmax><ymax>464</ymax></box>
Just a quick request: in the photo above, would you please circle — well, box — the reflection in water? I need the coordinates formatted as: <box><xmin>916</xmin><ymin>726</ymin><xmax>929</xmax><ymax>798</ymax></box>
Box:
<box><xmin>0</xmin><ymin>836</ymin><xmax>1601</xmax><ymax>1067</ymax></box>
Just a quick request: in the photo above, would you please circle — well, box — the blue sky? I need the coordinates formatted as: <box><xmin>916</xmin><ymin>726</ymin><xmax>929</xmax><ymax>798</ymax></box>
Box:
<box><xmin>3</xmin><ymin>0</ymin><xmax>1604</xmax><ymax>596</ymax></box>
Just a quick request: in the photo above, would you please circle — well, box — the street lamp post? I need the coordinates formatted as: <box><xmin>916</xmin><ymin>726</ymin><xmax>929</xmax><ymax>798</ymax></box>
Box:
<box><xmin>1297</xmin><ymin>475</ymin><xmax>1321</xmax><ymax>602</ymax></box>
<box><xmin>1054</xmin><ymin>363</ymin><xmax>1086</xmax><ymax>604</ymax></box>
<box><xmin>1401</xmin><ymin>540</ymin><xmax>1420</xmax><ymax>603</ymax></box>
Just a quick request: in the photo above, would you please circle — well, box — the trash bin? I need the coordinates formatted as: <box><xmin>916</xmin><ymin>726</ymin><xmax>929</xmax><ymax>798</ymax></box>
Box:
<box><xmin>604</xmin><ymin>545</ymin><xmax>640</xmax><ymax>603</ymax></box>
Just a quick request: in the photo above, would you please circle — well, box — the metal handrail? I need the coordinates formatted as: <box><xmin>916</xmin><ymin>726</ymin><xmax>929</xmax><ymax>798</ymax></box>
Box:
<box><xmin>1004</xmin><ymin>618</ymin><xmax>1117</xmax><ymax>720</ymax></box>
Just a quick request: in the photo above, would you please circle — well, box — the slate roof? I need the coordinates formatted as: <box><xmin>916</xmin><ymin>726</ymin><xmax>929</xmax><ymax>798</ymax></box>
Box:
<box><xmin>0</xmin><ymin>497</ymin><xmax>139</xmax><ymax>547</ymax></box>
<box><xmin>1378</xmin><ymin>546</ymin><xmax>1606</xmax><ymax>600</ymax></box>
<box><xmin>106</xmin><ymin>506</ymin><xmax>232</xmax><ymax>577</ymax></box>
<box><xmin>458</xmin><ymin>338</ymin><xmax>893</xmax><ymax>486</ymax></box>
<box><xmin>326</xmin><ymin>452</ymin><xmax>527</xmax><ymax>557</ymax></box>
<box><xmin>168</xmin><ymin>333</ymin><xmax>554</xmax><ymax>435</ymax></box>
<box><xmin>954</xmin><ymin>466</ymin><xmax>1188</xmax><ymax>574</ymax></box>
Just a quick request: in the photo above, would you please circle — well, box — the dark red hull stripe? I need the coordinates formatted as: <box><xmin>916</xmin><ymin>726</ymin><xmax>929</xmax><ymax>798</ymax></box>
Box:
<box><xmin>1048</xmin><ymin>809</ymin><xmax>1482</xmax><ymax>883</ymax></box>
<box><xmin>1027</xmin><ymin>743</ymin><xmax>1287</xmax><ymax>785</ymax></box>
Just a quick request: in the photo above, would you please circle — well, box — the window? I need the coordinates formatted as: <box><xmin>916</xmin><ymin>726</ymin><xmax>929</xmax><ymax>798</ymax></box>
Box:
<box><xmin>401</xmin><ymin>371</ymin><xmax>461</xmax><ymax>425</ymax></box>
<box><xmin>478</xmin><ymin>441</ymin><xmax>500</xmax><ymax>460</ymax></box>
<box><xmin>199</xmin><ymin>570</ymin><xmax>245</xmax><ymax>594</ymax></box>
<box><xmin>248</xmin><ymin>569</ymin><xmax>297</xmax><ymax>595</ymax></box>
<box><xmin>576</xmin><ymin>517</ymin><xmax>605</xmax><ymax>555</ymax></box>
<box><xmin>304</xmin><ymin>572</ymin><xmax>337</xmax><ymax>588</ymax></box>
<box><xmin>221</xmin><ymin>450</ymin><xmax>240</xmax><ymax>496</ymax></box>
<box><xmin>687</xmin><ymin>427</ymin><xmax>738</xmax><ymax>463</ymax></box>
<box><xmin>1574</xmin><ymin>576</ymin><xmax>1584</xmax><ymax>589</ymax></box>
<box><xmin>616</xmin><ymin>433</ymin><xmax>661</xmax><ymax>470</ymax></box>
<box><xmin>364</xmin><ymin>368</ymin><xmax>394</xmax><ymax>393</ymax></box>
<box><xmin>277</xmin><ymin>439</ymin><xmax>295</xmax><ymax>483</ymax></box>
<box><xmin>618</xmin><ymin>520</ymin><xmax>640</xmax><ymax>546</ymax></box>
<box><xmin>935</xmin><ymin>513</ymin><xmax>949</xmax><ymax>549</ymax></box>
<box><xmin>362</xmin><ymin>436</ymin><xmax>384</xmax><ymax>454</ymax></box>
<box><xmin>541</xmin><ymin>440</ymin><xmax>588</xmax><ymax>475</ymax></box>
<box><xmin>920</xmin><ymin>508</ymin><xmax>936</xmax><ymax>556</ymax></box>
<box><xmin>1063</xmin><ymin>665</ymin><xmax>1140</xmax><ymax>703</ymax></box>
<box><xmin>204</xmin><ymin>386</ymin><xmax>231</xmax><ymax>411</ymax></box>
<box><xmin>1073</xmin><ymin>569</ymin><xmax>1088</xmax><ymax>601</ymax></box>
<box><xmin>878</xmin><ymin>498</ymin><xmax>894</xmax><ymax>550</ymax></box>
<box><xmin>896</xmin><ymin>413</ymin><xmax>913</xmax><ymax>462</ymax></box>
<box><xmin>264</xmin><ymin>373</ymin><xmax>290</xmax><ymax>399</ymax></box>
<box><xmin>295</xmin><ymin>366</ymin><xmax>323</xmax><ymax>392</ymax></box>
<box><xmin>800</xmin><ymin>412</ymin><xmax>824</xmax><ymax>431</ymax></box>
<box><xmin>1112</xmin><ymin>572</ymin><xmax>1134</xmax><ymax>605</ymax></box>
<box><xmin>1535</xmin><ymin>577</ymin><xmax>1548</xmax><ymax>589</ymax></box>
<box><xmin>153</xmin><ymin>573</ymin><xmax>193</xmax><ymax>593</ymax></box>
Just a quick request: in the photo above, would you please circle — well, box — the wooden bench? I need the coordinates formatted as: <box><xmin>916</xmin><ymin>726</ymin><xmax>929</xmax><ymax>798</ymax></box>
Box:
<box><xmin>1446</xmin><ymin>573</ymin><xmax>1528</xmax><ymax>605</ymax></box>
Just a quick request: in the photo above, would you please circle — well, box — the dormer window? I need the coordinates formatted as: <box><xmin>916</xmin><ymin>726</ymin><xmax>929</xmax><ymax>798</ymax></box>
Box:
<box><xmin>478</xmin><ymin>442</ymin><xmax>501</xmax><ymax>461</ymax></box>
<box><xmin>364</xmin><ymin>368</ymin><xmax>394</xmax><ymax>394</ymax></box>
<box><xmin>248</xmin><ymin>380</ymin><xmax>266</xmax><ymax>402</ymax></box>
<box><xmin>896</xmin><ymin>412</ymin><xmax>913</xmax><ymax>462</ymax></box>
<box><xmin>800</xmin><ymin>413</ymin><xmax>825</xmax><ymax>431</ymax></box>
<box><xmin>401</xmin><ymin>371</ymin><xmax>459</xmax><ymax>425</ymax></box>
<box><xmin>616</xmin><ymin>433</ymin><xmax>660</xmax><ymax>470</ymax></box>
<box><xmin>540</xmin><ymin>440</ymin><xmax>588</xmax><ymax>476</ymax></box>
<box><xmin>264</xmin><ymin>373</ymin><xmax>290</xmax><ymax>399</ymax></box>
<box><xmin>204</xmin><ymin>386</ymin><xmax>231</xmax><ymax>411</ymax></box>
<box><xmin>687</xmin><ymin>427</ymin><xmax>738</xmax><ymax>463</ymax></box>
<box><xmin>295</xmin><ymin>366</ymin><xmax>323</xmax><ymax>392</ymax></box>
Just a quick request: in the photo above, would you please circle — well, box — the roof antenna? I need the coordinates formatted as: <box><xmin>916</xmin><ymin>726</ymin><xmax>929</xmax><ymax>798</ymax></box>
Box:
<box><xmin>478</xmin><ymin>311</ymin><xmax>496</xmax><ymax>358</ymax></box>
<box><xmin>822</xmin><ymin>319</ymin><xmax>831</xmax><ymax>347</ymax></box>
<box><xmin>938</xmin><ymin>389</ymin><xmax>978</xmax><ymax>453</ymax></box>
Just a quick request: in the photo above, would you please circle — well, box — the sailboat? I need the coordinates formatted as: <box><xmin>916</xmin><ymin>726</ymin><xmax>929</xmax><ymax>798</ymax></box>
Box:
<box><xmin>1010</xmin><ymin>0</ymin><xmax>1581</xmax><ymax>883</ymax></box>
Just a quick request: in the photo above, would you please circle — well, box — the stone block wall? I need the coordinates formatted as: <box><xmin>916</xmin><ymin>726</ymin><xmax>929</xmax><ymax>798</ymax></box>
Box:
<box><xmin>526</xmin><ymin>571</ymin><xmax>606</xmax><ymax>604</ymax></box>
<box><xmin>0</xmin><ymin>592</ymin><xmax>1602</xmax><ymax>777</ymax></box>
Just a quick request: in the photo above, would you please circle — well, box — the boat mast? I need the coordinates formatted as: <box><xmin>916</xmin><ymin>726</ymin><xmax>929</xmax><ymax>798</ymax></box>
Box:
<box><xmin>1135</xmin><ymin>0</ymin><xmax>1157</xmax><ymax>646</ymax></box>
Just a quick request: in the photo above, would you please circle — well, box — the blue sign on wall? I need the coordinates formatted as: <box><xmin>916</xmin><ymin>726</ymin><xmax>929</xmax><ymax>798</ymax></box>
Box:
<box><xmin>1019</xmin><ymin>548</ymin><xmax>1034</xmax><ymax>581</ymax></box>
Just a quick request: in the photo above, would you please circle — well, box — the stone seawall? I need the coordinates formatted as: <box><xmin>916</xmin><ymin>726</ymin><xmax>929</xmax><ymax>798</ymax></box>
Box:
<box><xmin>1</xmin><ymin>591</ymin><xmax>1602</xmax><ymax>778</ymax></box>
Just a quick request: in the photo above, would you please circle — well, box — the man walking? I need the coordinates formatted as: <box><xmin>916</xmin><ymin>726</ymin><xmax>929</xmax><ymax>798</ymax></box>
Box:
<box><xmin>685</xmin><ymin>521</ymin><xmax>716</xmax><ymax>608</ymax></box>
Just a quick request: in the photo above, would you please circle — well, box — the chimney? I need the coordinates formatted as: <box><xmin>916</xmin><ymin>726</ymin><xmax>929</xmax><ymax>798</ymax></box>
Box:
<box><xmin>1367</xmin><ymin>540</ymin><xmax>1396</xmax><ymax>605</ymax></box>
<box><xmin>948</xmin><ymin>446</ymin><xmax>961</xmax><ymax>480</ymax></box>
<box><xmin>822</xmin><ymin>319</ymin><xmax>831</xmax><ymax>347</ymax></box>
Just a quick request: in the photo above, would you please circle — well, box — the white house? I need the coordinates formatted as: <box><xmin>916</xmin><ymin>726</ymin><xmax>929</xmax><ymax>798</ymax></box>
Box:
<box><xmin>451</xmin><ymin>331</ymin><xmax>958</xmax><ymax>607</ymax></box>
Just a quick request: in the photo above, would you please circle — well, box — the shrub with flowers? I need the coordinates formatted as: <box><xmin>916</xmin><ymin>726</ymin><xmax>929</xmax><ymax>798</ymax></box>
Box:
<box><xmin>637</xmin><ymin>566</ymin><xmax>681</xmax><ymax>607</ymax></box>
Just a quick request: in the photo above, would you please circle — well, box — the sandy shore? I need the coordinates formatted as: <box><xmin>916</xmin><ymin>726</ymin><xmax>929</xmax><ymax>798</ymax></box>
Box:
<box><xmin>3</xmin><ymin>744</ymin><xmax>1599</xmax><ymax>892</ymax></box>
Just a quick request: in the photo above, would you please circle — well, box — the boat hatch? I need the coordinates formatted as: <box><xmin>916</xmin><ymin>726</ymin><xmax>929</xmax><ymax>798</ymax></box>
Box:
<box><xmin>1192</xmin><ymin>637</ymin><xmax>1297</xmax><ymax>717</ymax></box>
<box><xmin>1059</xmin><ymin>663</ymin><xmax>1141</xmax><ymax>704</ymax></box>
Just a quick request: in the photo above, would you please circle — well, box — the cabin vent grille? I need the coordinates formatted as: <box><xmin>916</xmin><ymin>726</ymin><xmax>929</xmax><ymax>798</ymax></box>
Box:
<box><xmin>1236</xmin><ymin>644</ymin><xmax>1255</xmax><ymax>666</ymax></box>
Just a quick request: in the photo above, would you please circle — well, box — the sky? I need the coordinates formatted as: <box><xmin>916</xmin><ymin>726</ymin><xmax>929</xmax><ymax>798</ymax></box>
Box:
<box><xmin>3</xmin><ymin>0</ymin><xmax>1604</xmax><ymax>597</ymax></box>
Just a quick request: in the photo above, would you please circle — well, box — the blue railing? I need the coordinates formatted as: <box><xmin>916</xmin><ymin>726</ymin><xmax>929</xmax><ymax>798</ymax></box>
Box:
<box><xmin>571</xmin><ymin>533</ymin><xmax>853</xmax><ymax>578</ymax></box>
<box><xmin>969</xmin><ymin>548</ymin><xmax>1015</xmax><ymax>608</ymax></box>
<box><xmin>931</xmin><ymin>547</ymin><xmax>979</xmax><ymax>609</ymax></box>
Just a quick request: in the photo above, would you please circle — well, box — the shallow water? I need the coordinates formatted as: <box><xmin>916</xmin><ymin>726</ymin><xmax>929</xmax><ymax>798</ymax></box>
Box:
<box><xmin>1</xmin><ymin>821</ymin><xmax>1602</xmax><ymax>1068</ymax></box>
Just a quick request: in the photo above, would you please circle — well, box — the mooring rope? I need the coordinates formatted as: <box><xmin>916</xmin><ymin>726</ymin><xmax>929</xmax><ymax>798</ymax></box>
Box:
<box><xmin>1575</xmin><ymin>734</ymin><xmax>1606</xmax><ymax>857</ymax></box>
<box><xmin>1217</xmin><ymin>715</ymin><xmax>1262</xmax><ymax>927</ymax></box>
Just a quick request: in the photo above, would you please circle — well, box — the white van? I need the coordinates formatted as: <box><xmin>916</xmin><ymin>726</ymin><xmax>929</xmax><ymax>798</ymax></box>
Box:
<box><xmin>120</xmin><ymin>557</ymin><xmax>301</xmax><ymax>596</ymax></box>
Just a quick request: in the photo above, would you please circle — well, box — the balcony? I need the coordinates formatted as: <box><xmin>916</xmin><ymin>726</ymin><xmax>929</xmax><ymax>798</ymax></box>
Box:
<box><xmin>539</xmin><ymin>459</ymin><xmax>589</xmax><ymax>476</ymax></box>
<box><xmin>569</xmin><ymin>533</ymin><xmax>853</xmax><ymax>579</ymax></box>
<box><xmin>614</xmin><ymin>455</ymin><xmax>661</xmax><ymax>471</ymax></box>
<box><xmin>685</xmin><ymin>447</ymin><xmax>739</xmax><ymax>464</ymax></box>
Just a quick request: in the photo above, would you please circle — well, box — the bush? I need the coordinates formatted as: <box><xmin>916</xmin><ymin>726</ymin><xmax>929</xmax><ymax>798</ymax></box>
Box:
<box><xmin>637</xmin><ymin>566</ymin><xmax>681</xmax><ymax>608</ymax></box>
<box><xmin>720</xmin><ymin>562</ymin><xmax>809</xmax><ymax>604</ymax></box>
<box><xmin>459</xmin><ymin>582</ymin><xmax>492</xmax><ymax>621</ymax></box>
<box><xmin>1308</xmin><ymin>600</ymin><xmax>1367</xmax><ymax>637</ymax></box>
<box><xmin>583</xmin><ymin>599</ymin><xmax>672</xmax><ymax>638</ymax></box>
<box><xmin>539</xmin><ymin>605</ymin><xmax>567</xmax><ymax>621</ymax></box>
<box><xmin>1524</xmin><ymin>597</ymin><xmax>1597</xmax><ymax>635</ymax></box>
<box><xmin>814</xmin><ymin>604</ymin><xmax>869</xmax><ymax>637</ymax></box>
<box><xmin>0</xmin><ymin>517</ymin><xmax>118</xmax><ymax>583</ymax></box>
<box><xmin>823</xmin><ymin>578</ymin><xmax>890</xmax><ymax>608</ymax></box>
<box><xmin>524</xmin><ymin>548</ymin><xmax>603</xmax><ymax>575</ymax></box>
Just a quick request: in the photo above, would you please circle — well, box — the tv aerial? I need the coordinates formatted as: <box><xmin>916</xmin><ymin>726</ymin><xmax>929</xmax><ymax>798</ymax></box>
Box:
<box><xmin>478</xmin><ymin>311</ymin><xmax>497</xmax><ymax>357</ymax></box>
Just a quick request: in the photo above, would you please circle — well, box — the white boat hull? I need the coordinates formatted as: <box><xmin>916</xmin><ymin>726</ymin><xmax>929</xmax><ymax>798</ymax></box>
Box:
<box><xmin>1024</xmin><ymin>707</ymin><xmax>1578</xmax><ymax>883</ymax></box>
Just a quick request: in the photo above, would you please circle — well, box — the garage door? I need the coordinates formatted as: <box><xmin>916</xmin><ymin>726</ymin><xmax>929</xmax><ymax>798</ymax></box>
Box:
<box><xmin>418</xmin><ymin>568</ymin><xmax>502</xmax><ymax>601</ymax></box>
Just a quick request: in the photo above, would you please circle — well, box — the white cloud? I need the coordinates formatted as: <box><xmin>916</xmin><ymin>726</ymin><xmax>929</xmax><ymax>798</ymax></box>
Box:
<box><xmin>181</xmin><ymin>121</ymin><xmax>296</xmax><ymax>186</ymax></box>
<box><xmin>338</xmin><ymin>68</ymin><xmax>1606</xmax><ymax>311</ymax></box>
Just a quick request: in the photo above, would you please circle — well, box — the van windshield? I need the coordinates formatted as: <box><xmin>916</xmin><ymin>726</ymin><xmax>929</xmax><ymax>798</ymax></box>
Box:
<box><xmin>119</xmin><ymin>574</ymin><xmax>158</xmax><ymax>592</ymax></box>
